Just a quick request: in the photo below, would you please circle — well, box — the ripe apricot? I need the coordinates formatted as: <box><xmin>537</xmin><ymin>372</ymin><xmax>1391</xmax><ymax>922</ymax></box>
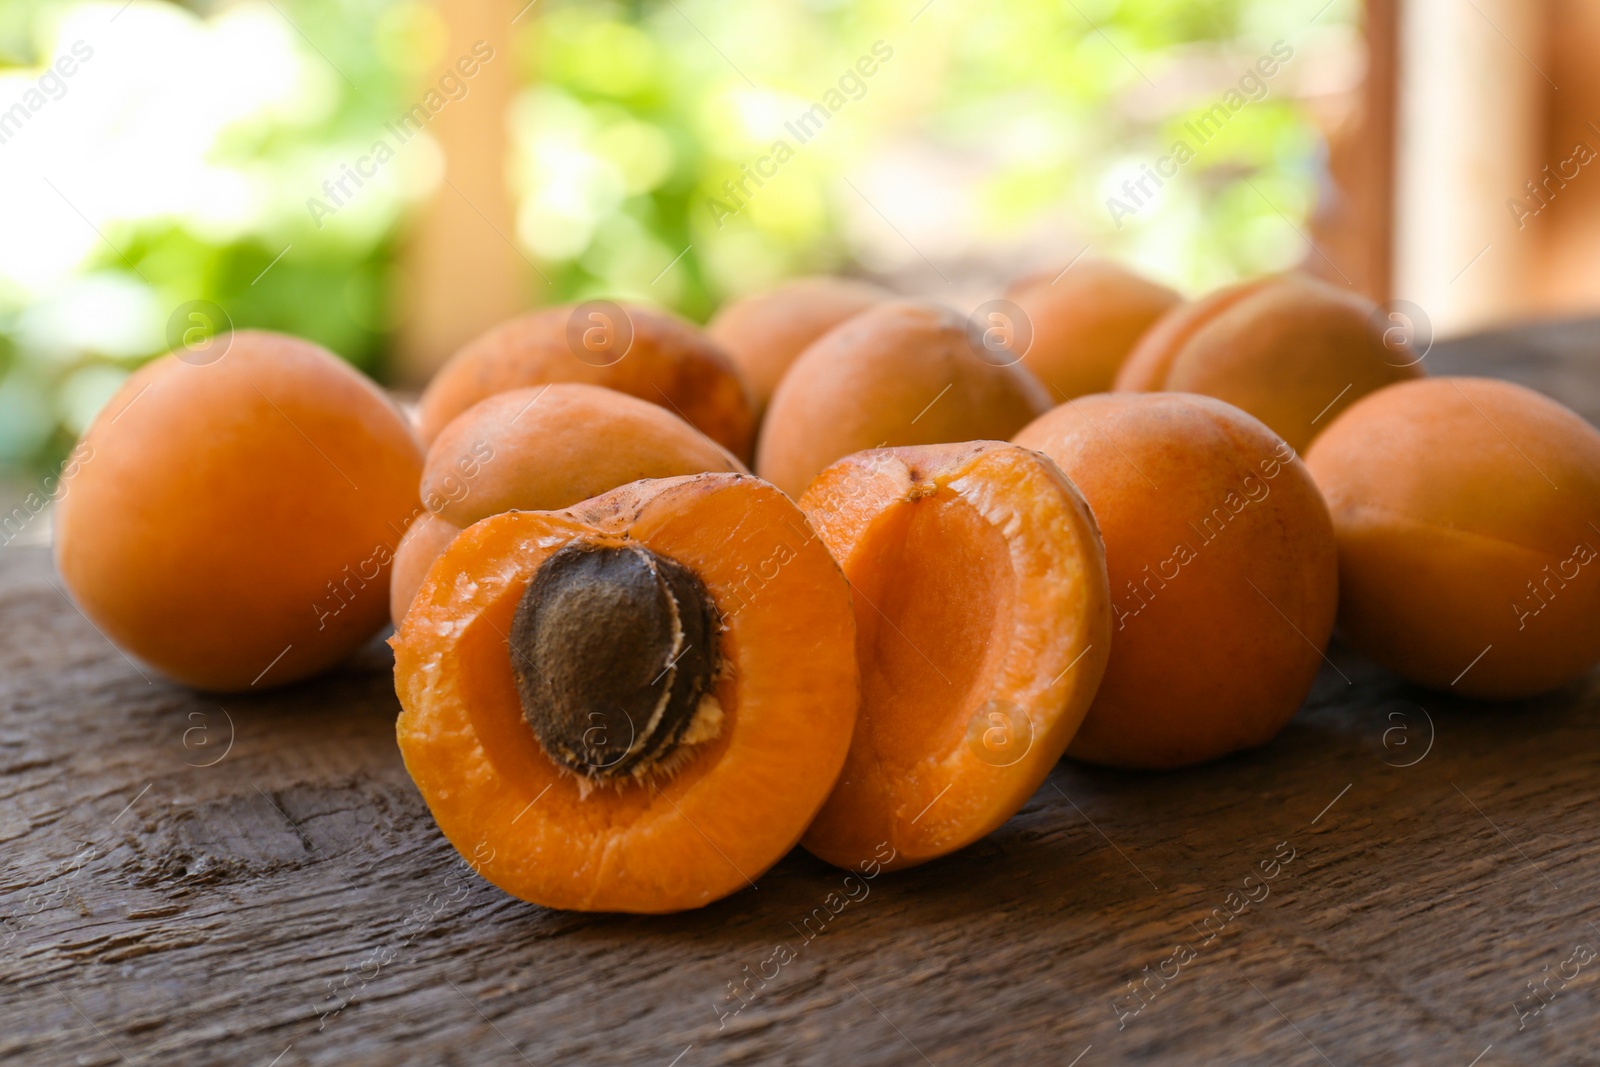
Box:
<box><xmin>390</xmin><ymin>512</ymin><xmax>461</xmax><ymax>628</ymax></box>
<box><xmin>54</xmin><ymin>331</ymin><xmax>423</xmax><ymax>691</ymax></box>
<box><xmin>392</xmin><ymin>472</ymin><xmax>858</xmax><ymax>913</ymax></box>
<box><xmin>388</xmin><ymin>383</ymin><xmax>748</xmax><ymax>628</ymax></box>
<box><xmin>415</xmin><ymin>303</ymin><xmax>757</xmax><ymax>460</ymax></box>
<box><xmin>1305</xmin><ymin>377</ymin><xmax>1600</xmax><ymax>699</ymax></box>
<box><xmin>707</xmin><ymin>276</ymin><xmax>887</xmax><ymax>420</ymax></box>
<box><xmin>1015</xmin><ymin>393</ymin><xmax>1338</xmax><ymax>769</ymax></box>
<box><xmin>1114</xmin><ymin>274</ymin><xmax>1423</xmax><ymax>453</ymax></box>
<box><xmin>756</xmin><ymin>301</ymin><xmax>1052</xmax><ymax>499</ymax></box>
<box><xmin>799</xmin><ymin>442</ymin><xmax>1110</xmax><ymax>870</ymax></box>
<box><xmin>1005</xmin><ymin>258</ymin><xmax>1180</xmax><ymax>400</ymax></box>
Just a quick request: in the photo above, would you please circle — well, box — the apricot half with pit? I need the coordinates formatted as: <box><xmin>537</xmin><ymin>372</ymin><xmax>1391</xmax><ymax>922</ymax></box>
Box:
<box><xmin>756</xmin><ymin>301</ymin><xmax>1052</xmax><ymax>498</ymax></box>
<box><xmin>1114</xmin><ymin>274</ymin><xmax>1423</xmax><ymax>453</ymax></box>
<box><xmin>415</xmin><ymin>303</ymin><xmax>757</xmax><ymax>461</ymax></box>
<box><xmin>392</xmin><ymin>472</ymin><xmax>858</xmax><ymax>912</ymax></box>
<box><xmin>1306</xmin><ymin>376</ymin><xmax>1600</xmax><ymax>699</ymax></box>
<box><xmin>707</xmin><ymin>275</ymin><xmax>886</xmax><ymax>420</ymax></box>
<box><xmin>799</xmin><ymin>442</ymin><xmax>1110</xmax><ymax>870</ymax></box>
<box><xmin>54</xmin><ymin>330</ymin><xmax>423</xmax><ymax>691</ymax></box>
<box><xmin>1015</xmin><ymin>393</ymin><xmax>1338</xmax><ymax>769</ymax></box>
<box><xmin>1005</xmin><ymin>257</ymin><xmax>1180</xmax><ymax>400</ymax></box>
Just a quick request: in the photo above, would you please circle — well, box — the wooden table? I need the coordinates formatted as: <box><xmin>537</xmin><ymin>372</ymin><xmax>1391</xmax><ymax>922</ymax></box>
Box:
<box><xmin>4</xmin><ymin>320</ymin><xmax>1600</xmax><ymax>1067</ymax></box>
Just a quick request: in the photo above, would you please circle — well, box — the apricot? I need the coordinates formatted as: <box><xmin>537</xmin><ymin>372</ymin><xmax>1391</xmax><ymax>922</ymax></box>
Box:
<box><xmin>1113</xmin><ymin>274</ymin><xmax>1423</xmax><ymax>453</ymax></box>
<box><xmin>798</xmin><ymin>442</ymin><xmax>1110</xmax><ymax>870</ymax></box>
<box><xmin>1015</xmin><ymin>393</ymin><xmax>1338</xmax><ymax>769</ymax></box>
<box><xmin>415</xmin><ymin>303</ymin><xmax>756</xmax><ymax>461</ymax></box>
<box><xmin>390</xmin><ymin>512</ymin><xmax>461</xmax><ymax>628</ymax></box>
<box><xmin>422</xmin><ymin>383</ymin><xmax>745</xmax><ymax>528</ymax></box>
<box><xmin>392</xmin><ymin>472</ymin><xmax>858</xmax><ymax>913</ymax></box>
<box><xmin>1305</xmin><ymin>377</ymin><xmax>1600</xmax><ymax>699</ymax></box>
<box><xmin>1004</xmin><ymin>258</ymin><xmax>1180</xmax><ymax>400</ymax></box>
<box><xmin>707</xmin><ymin>276</ymin><xmax>887</xmax><ymax>419</ymax></box>
<box><xmin>756</xmin><ymin>301</ymin><xmax>1052</xmax><ymax>499</ymax></box>
<box><xmin>388</xmin><ymin>383</ymin><xmax>748</xmax><ymax>628</ymax></box>
<box><xmin>54</xmin><ymin>330</ymin><xmax>423</xmax><ymax>691</ymax></box>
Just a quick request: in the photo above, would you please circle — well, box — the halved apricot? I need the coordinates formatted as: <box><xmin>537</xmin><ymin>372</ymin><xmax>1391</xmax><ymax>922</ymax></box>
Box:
<box><xmin>392</xmin><ymin>473</ymin><xmax>858</xmax><ymax>912</ymax></box>
<box><xmin>798</xmin><ymin>442</ymin><xmax>1110</xmax><ymax>871</ymax></box>
<box><xmin>390</xmin><ymin>512</ymin><xmax>461</xmax><ymax>628</ymax></box>
<box><xmin>415</xmin><ymin>303</ymin><xmax>757</xmax><ymax>461</ymax></box>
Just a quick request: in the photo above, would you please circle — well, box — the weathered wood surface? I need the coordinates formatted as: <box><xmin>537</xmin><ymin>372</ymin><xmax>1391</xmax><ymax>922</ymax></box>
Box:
<box><xmin>4</xmin><ymin>320</ymin><xmax>1600</xmax><ymax>1067</ymax></box>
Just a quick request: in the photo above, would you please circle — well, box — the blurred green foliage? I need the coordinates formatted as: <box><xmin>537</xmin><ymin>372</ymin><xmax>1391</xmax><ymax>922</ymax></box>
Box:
<box><xmin>0</xmin><ymin>0</ymin><xmax>1355</xmax><ymax>476</ymax></box>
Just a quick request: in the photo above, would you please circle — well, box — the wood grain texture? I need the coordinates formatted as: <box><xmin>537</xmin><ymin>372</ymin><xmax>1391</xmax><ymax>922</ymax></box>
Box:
<box><xmin>4</xmin><ymin>323</ymin><xmax>1600</xmax><ymax>1067</ymax></box>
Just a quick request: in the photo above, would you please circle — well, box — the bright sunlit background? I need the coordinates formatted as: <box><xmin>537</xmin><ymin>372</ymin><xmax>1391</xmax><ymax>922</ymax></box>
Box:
<box><xmin>0</xmin><ymin>0</ymin><xmax>1364</xmax><ymax>477</ymax></box>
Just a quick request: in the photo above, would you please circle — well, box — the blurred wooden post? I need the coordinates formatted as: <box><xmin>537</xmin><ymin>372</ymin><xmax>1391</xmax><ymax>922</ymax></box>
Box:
<box><xmin>393</xmin><ymin>0</ymin><xmax>530</xmax><ymax>386</ymax></box>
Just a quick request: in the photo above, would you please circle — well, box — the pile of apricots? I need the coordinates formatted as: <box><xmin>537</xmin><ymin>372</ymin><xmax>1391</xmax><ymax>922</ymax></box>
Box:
<box><xmin>54</xmin><ymin>264</ymin><xmax>1600</xmax><ymax>913</ymax></box>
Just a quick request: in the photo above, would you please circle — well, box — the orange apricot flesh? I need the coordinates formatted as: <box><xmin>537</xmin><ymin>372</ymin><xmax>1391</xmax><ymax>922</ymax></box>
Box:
<box><xmin>54</xmin><ymin>331</ymin><xmax>423</xmax><ymax>691</ymax></box>
<box><xmin>1306</xmin><ymin>376</ymin><xmax>1600</xmax><ymax>699</ymax></box>
<box><xmin>799</xmin><ymin>442</ymin><xmax>1110</xmax><ymax>870</ymax></box>
<box><xmin>392</xmin><ymin>473</ymin><xmax>858</xmax><ymax>912</ymax></box>
<box><xmin>1015</xmin><ymin>393</ymin><xmax>1338</xmax><ymax>769</ymax></box>
<box><xmin>1114</xmin><ymin>274</ymin><xmax>1423</xmax><ymax>453</ymax></box>
<box><xmin>415</xmin><ymin>303</ymin><xmax>757</xmax><ymax>461</ymax></box>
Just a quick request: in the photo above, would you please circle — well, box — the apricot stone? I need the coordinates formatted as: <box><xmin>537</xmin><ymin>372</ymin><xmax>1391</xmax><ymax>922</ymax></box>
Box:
<box><xmin>707</xmin><ymin>276</ymin><xmax>886</xmax><ymax>420</ymax></box>
<box><xmin>1306</xmin><ymin>377</ymin><xmax>1600</xmax><ymax>699</ymax></box>
<box><xmin>1005</xmin><ymin>258</ymin><xmax>1180</xmax><ymax>400</ymax></box>
<box><xmin>1015</xmin><ymin>393</ymin><xmax>1338</xmax><ymax>769</ymax></box>
<box><xmin>54</xmin><ymin>331</ymin><xmax>423</xmax><ymax>691</ymax></box>
<box><xmin>415</xmin><ymin>303</ymin><xmax>756</xmax><ymax>461</ymax></box>
<box><xmin>756</xmin><ymin>301</ymin><xmax>1052</xmax><ymax>499</ymax></box>
<box><xmin>1114</xmin><ymin>274</ymin><xmax>1423</xmax><ymax>453</ymax></box>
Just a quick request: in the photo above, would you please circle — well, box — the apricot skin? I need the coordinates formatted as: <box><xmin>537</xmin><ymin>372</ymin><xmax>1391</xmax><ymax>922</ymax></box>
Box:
<box><xmin>707</xmin><ymin>276</ymin><xmax>886</xmax><ymax>420</ymax></box>
<box><xmin>1306</xmin><ymin>377</ymin><xmax>1600</xmax><ymax>699</ymax></box>
<box><xmin>756</xmin><ymin>301</ymin><xmax>1052</xmax><ymax>499</ymax></box>
<box><xmin>1114</xmin><ymin>274</ymin><xmax>1423</xmax><ymax>453</ymax></box>
<box><xmin>54</xmin><ymin>331</ymin><xmax>424</xmax><ymax>691</ymax></box>
<box><xmin>1005</xmin><ymin>258</ymin><xmax>1180</xmax><ymax>400</ymax></box>
<box><xmin>421</xmin><ymin>383</ymin><xmax>746</xmax><ymax>528</ymax></box>
<box><xmin>390</xmin><ymin>513</ymin><xmax>461</xmax><ymax>628</ymax></box>
<box><xmin>1015</xmin><ymin>393</ymin><xmax>1338</xmax><ymax>769</ymax></box>
<box><xmin>415</xmin><ymin>303</ymin><xmax>757</xmax><ymax>460</ymax></box>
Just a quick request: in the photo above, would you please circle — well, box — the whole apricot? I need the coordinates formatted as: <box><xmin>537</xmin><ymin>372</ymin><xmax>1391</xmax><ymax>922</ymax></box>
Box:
<box><xmin>1114</xmin><ymin>274</ymin><xmax>1423</xmax><ymax>453</ymax></box>
<box><xmin>1005</xmin><ymin>258</ymin><xmax>1180</xmax><ymax>400</ymax></box>
<box><xmin>756</xmin><ymin>301</ymin><xmax>1051</xmax><ymax>499</ymax></box>
<box><xmin>1015</xmin><ymin>393</ymin><xmax>1338</xmax><ymax>769</ymax></box>
<box><xmin>415</xmin><ymin>303</ymin><xmax>756</xmax><ymax>461</ymax></box>
<box><xmin>1306</xmin><ymin>377</ymin><xmax>1600</xmax><ymax>699</ymax></box>
<box><xmin>54</xmin><ymin>331</ymin><xmax>423</xmax><ymax>691</ymax></box>
<box><xmin>707</xmin><ymin>276</ymin><xmax>887</xmax><ymax>420</ymax></box>
<box><xmin>389</xmin><ymin>383</ymin><xmax>748</xmax><ymax>627</ymax></box>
